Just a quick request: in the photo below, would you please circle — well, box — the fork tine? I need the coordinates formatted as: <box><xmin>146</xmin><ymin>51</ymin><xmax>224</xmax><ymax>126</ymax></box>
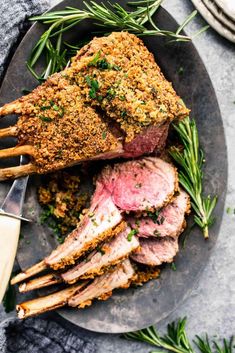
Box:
<box><xmin>11</xmin><ymin>260</ymin><xmax>46</xmax><ymax>284</ymax></box>
<box><xmin>19</xmin><ymin>273</ymin><xmax>62</xmax><ymax>293</ymax></box>
<box><xmin>17</xmin><ymin>281</ymin><xmax>88</xmax><ymax>319</ymax></box>
<box><xmin>0</xmin><ymin>101</ymin><xmax>22</xmax><ymax>116</ymax></box>
<box><xmin>0</xmin><ymin>145</ymin><xmax>35</xmax><ymax>159</ymax></box>
<box><xmin>0</xmin><ymin>126</ymin><xmax>18</xmax><ymax>138</ymax></box>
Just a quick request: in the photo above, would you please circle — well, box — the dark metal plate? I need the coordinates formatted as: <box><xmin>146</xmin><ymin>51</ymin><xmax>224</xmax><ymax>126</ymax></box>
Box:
<box><xmin>0</xmin><ymin>0</ymin><xmax>227</xmax><ymax>333</ymax></box>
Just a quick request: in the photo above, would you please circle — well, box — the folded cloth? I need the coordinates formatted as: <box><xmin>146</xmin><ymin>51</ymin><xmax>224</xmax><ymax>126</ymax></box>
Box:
<box><xmin>0</xmin><ymin>1</ymin><xmax>97</xmax><ymax>352</ymax></box>
<box><xmin>0</xmin><ymin>0</ymin><xmax>49</xmax><ymax>81</ymax></box>
<box><xmin>0</xmin><ymin>317</ymin><xmax>96</xmax><ymax>353</ymax></box>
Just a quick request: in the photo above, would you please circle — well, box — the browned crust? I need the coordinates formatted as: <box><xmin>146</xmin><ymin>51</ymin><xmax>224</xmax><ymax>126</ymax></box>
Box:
<box><xmin>50</xmin><ymin>221</ymin><xmax>127</xmax><ymax>270</ymax></box>
<box><xmin>132</xmin><ymin>267</ymin><xmax>161</xmax><ymax>286</ymax></box>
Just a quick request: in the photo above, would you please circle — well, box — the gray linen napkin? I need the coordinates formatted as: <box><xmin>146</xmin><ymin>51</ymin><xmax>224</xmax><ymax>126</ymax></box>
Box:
<box><xmin>0</xmin><ymin>0</ymin><xmax>48</xmax><ymax>80</ymax></box>
<box><xmin>0</xmin><ymin>1</ymin><xmax>97</xmax><ymax>352</ymax></box>
<box><xmin>0</xmin><ymin>317</ymin><xmax>96</xmax><ymax>353</ymax></box>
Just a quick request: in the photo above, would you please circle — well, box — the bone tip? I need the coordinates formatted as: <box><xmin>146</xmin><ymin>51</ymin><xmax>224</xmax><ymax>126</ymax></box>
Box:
<box><xmin>11</xmin><ymin>274</ymin><xmax>26</xmax><ymax>285</ymax></box>
<box><xmin>16</xmin><ymin>305</ymin><xmax>26</xmax><ymax>319</ymax></box>
<box><xmin>19</xmin><ymin>283</ymin><xmax>27</xmax><ymax>293</ymax></box>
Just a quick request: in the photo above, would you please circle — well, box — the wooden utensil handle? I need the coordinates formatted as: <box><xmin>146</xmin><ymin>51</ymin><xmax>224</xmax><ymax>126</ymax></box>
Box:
<box><xmin>0</xmin><ymin>215</ymin><xmax>21</xmax><ymax>302</ymax></box>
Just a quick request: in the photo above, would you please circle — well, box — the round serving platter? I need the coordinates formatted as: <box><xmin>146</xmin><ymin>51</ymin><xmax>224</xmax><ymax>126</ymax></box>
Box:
<box><xmin>0</xmin><ymin>0</ymin><xmax>227</xmax><ymax>333</ymax></box>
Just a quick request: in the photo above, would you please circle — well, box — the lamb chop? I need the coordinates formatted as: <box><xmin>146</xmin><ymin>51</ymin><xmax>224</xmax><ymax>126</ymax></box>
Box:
<box><xmin>17</xmin><ymin>259</ymin><xmax>135</xmax><ymax>319</ymax></box>
<box><xmin>11</xmin><ymin>157</ymin><xmax>178</xmax><ymax>285</ymax></box>
<box><xmin>0</xmin><ymin>32</ymin><xmax>188</xmax><ymax>180</ymax></box>
<box><xmin>19</xmin><ymin>227</ymin><xmax>139</xmax><ymax>292</ymax></box>
<box><xmin>16</xmin><ymin>189</ymin><xmax>189</xmax><ymax>294</ymax></box>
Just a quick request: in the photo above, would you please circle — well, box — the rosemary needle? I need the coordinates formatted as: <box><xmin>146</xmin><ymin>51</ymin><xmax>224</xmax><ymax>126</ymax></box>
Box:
<box><xmin>169</xmin><ymin>117</ymin><xmax>217</xmax><ymax>239</ymax></box>
<box><xmin>27</xmin><ymin>0</ymin><xmax>208</xmax><ymax>80</ymax></box>
<box><xmin>124</xmin><ymin>318</ymin><xmax>234</xmax><ymax>353</ymax></box>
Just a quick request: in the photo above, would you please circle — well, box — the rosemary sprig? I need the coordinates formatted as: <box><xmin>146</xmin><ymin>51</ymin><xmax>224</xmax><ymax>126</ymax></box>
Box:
<box><xmin>169</xmin><ymin>117</ymin><xmax>217</xmax><ymax>238</ymax></box>
<box><xmin>28</xmin><ymin>0</ymin><xmax>209</xmax><ymax>80</ymax></box>
<box><xmin>124</xmin><ymin>318</ymin><xmax>234</xmax><ymax>353</ymax></box>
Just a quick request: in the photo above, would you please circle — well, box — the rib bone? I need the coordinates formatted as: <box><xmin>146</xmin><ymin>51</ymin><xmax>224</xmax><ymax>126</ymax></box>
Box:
<box><xmin>16</xmin><ymin>281</ymin><xmax>88</xmax><ymax>319</ymax></box>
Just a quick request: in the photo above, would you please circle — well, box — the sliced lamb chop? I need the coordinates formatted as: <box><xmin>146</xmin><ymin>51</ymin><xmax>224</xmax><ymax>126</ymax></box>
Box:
<box><xmin>12</xmin><ymin>157</ymin><xmax>178</xmax><ymax>284</ymax></box>
<box><xmin>16</xmin><ymin>259</ymin><xmax>135</xmax><ymax>318</ymax></box>
<box><xmin>68</xmin><ymin>259</ymin><xmax>135</xmax><ymax>308</ymax></box>
<box><xmin>128</xmin><ymin>189</ymin><xmax>190</xmax><ymax>239</ymax></box>
<box><xmin>61</xmin><ymin>227</ymin><xmax>139</xmax><ymax>283</ymax></box>
<box><xmin>131</xmin><ymin>237</ymin><xmax>179</xmax><ymax>266</ymax></box>
<box><xmin>17</xmin><ymin>281</ymin><xmax>88</xmax><ymax>319</ymax></box>
<box><xmin>18</xmin><ymin>228</ymin><xmax>139</xmax><ymax>292</ymax></box>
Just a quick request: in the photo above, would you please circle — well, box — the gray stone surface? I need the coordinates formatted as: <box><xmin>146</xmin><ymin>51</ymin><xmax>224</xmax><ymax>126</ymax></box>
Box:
<box><xmin>0</xmin><ymin>0</ymin><xmax>235</xmax><ymax>349</ymax></box>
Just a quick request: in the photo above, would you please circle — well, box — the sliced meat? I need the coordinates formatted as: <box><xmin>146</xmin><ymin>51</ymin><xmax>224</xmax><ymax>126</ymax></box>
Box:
<box><xmin>62</xmin><ymin>227</ymin><xmax>139</xmax><ymax>283</ymax></box>
<box><xmin>11</xmin><ymin>157</ymin><xmax>179</xmax><ymax>283</ymax></box>
<box><xmin>128</xmin><ymin>189</ymin><xmax>190</xmax><ymax>239</ymax></box>
<box><xmin>131</xmin><ymin>237</ymin><xmax>179</xmax><ymax>266</ymax></box>
<box><xmin>68</xmin><ymin>259</ymin><xmax>135</xmax><ymax>308</ymax></box>
<box><xmin>45</xmin><ymin>189</ymin><xmax>124</xmax><ymax>269</ymax></box>
<box><xmin>99</xmin><ymin>157</ymin><xmax>178</xmax><ymax>212</ymax></box>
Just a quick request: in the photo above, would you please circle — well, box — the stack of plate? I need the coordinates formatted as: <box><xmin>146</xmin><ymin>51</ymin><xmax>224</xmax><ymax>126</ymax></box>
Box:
<box><xmin>191</xmin><ymin>0</ymin><xmax>235</xmax><ymax>43</ymax></box>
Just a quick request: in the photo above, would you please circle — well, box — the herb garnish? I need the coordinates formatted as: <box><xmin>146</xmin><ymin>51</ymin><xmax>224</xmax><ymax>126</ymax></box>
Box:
<box><xmin>102</xmin><ymin>131</ymin><xmax>107</xmax><ymax>140</ymax></box>
<box><xmin>27</xmin><ymin>1</ymin><xmax>208</xmax><ymax>81</ymax></box>
<box><xmin>85</xmin><ymin>75</ymin><xmax>100</xmax><ymax>99</ymax></box>
<box><xmin>39</xmin><ymin>115</ymin><xmax>53</xmax><ymax>122</ymax></box>
<box><xmin>171</xmin><ymin>262</ymin><xmax>177</xmax><ymax>271</ymax></box>
<box><xmin>127</xmin><ymin>229</ymin><xmax>138</xmax><ymax>241</ymax></box>
<box><xmin>170</xmin><ymin>117</ymin><xmax>217</xmax><ymax>238</ymax></box>
<box><xmin>124</xmin><ymin>317</ymin><xmax>234</xmax><ymax>353</ymax></box>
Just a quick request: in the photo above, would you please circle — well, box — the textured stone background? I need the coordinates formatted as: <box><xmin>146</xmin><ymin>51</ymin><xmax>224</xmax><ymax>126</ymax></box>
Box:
<box><xmin>0</xmin><ymin>0</ymin><xmax>235</xmax><ymax>349</ymax></box>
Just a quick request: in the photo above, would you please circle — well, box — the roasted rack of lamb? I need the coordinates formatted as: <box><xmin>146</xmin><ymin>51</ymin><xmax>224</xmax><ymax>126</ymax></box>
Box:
<box><xmin>12</xmin><ymin>157</ymin><xmax>190</xmax><ymax>318</ymax></box>
<box><xmin>0</xmin><ymin>32</ymin><xmax>188</xmax><ymax>180</ymax></box>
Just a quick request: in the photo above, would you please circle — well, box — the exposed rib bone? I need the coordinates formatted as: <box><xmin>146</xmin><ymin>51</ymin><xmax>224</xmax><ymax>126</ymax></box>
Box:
<box><xmin>11</xmin><ymin>260</ymin><xmax>47</xmax><ymax>285</ymax></box>
<box><xmin>0</xmin><ymin>145</ymin><xmax>35</xmax><ymax>159</ymax></box>
<box><xmin>19</xmin><ymin>273</ymin><xmax>62</xmax><ymax>293</ymax></box>
<box><xmin>0</xmin><ymin>100</ymin><xmax>22</xmax><ymax>116</ymax></box>
<box><xmin>17</xmin><ymin>281</ymin><xmax>88</xmax><ymax>319</ymax></box>
<box><xmin>0</xmin><ymin>126</ymin><xmax>18</xmax><ymax>138</ymax></box>
<box><xmin>0</xmin><ymin>163</ymin><xmax>36</xmax><ymax>181</ymax></box>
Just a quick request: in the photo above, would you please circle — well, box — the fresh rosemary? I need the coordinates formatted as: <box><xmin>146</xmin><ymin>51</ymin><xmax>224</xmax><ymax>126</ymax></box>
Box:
<box><xmin>28</xmin><ymin>0</ymin><xmax>209</xmax><ymax>80</ymax></box>
<box><xmin>169</xmin><ymin>117</ymin><xmax>217</xmax><ymax>239</ymax></box>
<box><xmin>124</xmin><ymin>317</ymin><xmax>234</xmax><ymax>353</ymax></box>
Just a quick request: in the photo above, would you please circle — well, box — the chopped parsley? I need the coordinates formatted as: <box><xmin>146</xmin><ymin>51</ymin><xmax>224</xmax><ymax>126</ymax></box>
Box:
<box><xmin>97</xmin><ymin>246</ymin><xmax>105</xmax><ymax>255</ymax></box>
<box><xmin>106</xmin><ymin>87</ymin><xmax>116</xmax><ymax>100</ymax></box>
<box><xmin>121</xmin><ymin>110</ymin><xmax>127</xmax><ymax>117</ymax></box>
<box><xmin>127</xmin><ymin>229</ymin><xmax>138</xmax><ymax>241</ymax></box>
<box><xmin>153</xmin><ymin>230</ymin><xmax>161</xmax><ymax>237</ymax></box>
<box><xmin>171</xmin><ymin>262</ymin><xmax>177</xmax><ymax>271</ymax></box>
<box><xmin>85</xmin><ymin>75</ymin><xmax>100</xmax><ymax>99</ymax></box>
<box><xmin>88</xmin><ymin>50</ymin><xmax>101</xmax><ymax>66</ymax></box>
<box><xmin>39</xmin><ymin>115</ymin><xmax>53</xmax><ymax>122</ymax></box>
<box><xmin>102</xmin><ymin>131</ymin><xmax>107</xmax><ymax>140</ymax></box>
<box><xmin>177</xmin><ymin>66</ymin><xmax>184</xmax><ymax>75</ymax></box>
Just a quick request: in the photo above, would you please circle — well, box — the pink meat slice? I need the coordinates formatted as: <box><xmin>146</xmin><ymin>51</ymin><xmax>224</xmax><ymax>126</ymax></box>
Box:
<box><xmin>62</xmin><ymin>227</ymin><xmax>139</xmax><ymax>283</ymax></box>
<box><xmin>68</xmin><ymin>259</ymin><xmax>135</xmax><ymax>307</ymax></box>
<box><xmin>99</xmin><ymin>157</ymin><xmax>178</xmax><ymax>212</ymax></box>
<box><xmin>45</xmin><ymin>187</ymin><xmax>122</xmax><ymax>269</ymax></box>
<box><xmin>123</xmin><ymin>122</ymin><xmax>170</xmax><ymax>157</ymax></box>
<box><xmin>128</xmin><ymin>189</ymin><xmax>190</xmax><ymax>239</ymax></box>
<box><xmin>131</xmin><ymin>237</ymin><xmax>179</xmax><ymax>266</ymax></box>
<box><xmin>44</xmin><ymin>157</ymin><xmax>178</xmax><ymax>270</ymax></box>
